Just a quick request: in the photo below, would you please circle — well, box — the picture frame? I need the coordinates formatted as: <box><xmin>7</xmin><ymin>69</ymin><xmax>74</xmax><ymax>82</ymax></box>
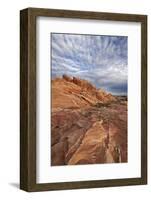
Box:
<box><xmin>20</xmin><ymin>7</ymin><xmax>147</xmax><ymax>192</ymax></box>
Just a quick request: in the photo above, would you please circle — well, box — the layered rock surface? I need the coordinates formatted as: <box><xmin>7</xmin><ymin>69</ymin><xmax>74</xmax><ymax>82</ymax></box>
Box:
<box><xmin>51</xmin><ymin>75</ymin><xmax>127</xmax><ymax>166</ymax></box>
<box><xmin>52</xmin><ymin>75</ymin><xmax>116</xmax><ymax>111</ymax></box>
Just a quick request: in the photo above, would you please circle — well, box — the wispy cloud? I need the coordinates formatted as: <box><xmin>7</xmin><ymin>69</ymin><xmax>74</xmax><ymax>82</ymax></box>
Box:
<box><xmin>51</xmin><ymin>33</ymin><xmax>128</xmax><ymax>95</ymax></box>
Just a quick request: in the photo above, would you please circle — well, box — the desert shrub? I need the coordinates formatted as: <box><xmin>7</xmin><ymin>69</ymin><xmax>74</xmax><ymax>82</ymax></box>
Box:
<box><xmin>94</xmin><ymin>102</ymin><xmax>110</xmax><ymax>108</ymax></box>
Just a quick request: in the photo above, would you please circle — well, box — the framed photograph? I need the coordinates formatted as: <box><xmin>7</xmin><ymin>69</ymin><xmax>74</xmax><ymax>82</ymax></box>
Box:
<box><xmin>20</xmin><ymin>8</ymin><xmax>147</xmax><ymax>191</ymax></box>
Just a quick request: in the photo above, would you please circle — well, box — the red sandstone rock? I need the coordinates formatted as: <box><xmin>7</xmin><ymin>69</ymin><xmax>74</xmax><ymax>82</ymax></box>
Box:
<box><xmin>51</xmin><ymin>75</ymin><xmax>127</xmax><ymax>166</ymax></box>
<box><xmin>51</xmin><ymin>75</ymin><xmax>116</xmax><ymax>110</ymax></box>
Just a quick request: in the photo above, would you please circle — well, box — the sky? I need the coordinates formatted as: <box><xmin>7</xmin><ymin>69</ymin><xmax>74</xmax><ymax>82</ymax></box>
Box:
<box><xmin>51</xmin><ymin>33</ymin><xmax>128</xmax><ymax>95</ymax></box>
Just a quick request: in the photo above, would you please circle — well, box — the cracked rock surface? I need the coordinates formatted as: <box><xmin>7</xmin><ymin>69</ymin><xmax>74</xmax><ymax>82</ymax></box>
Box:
<box><xmin>51</xmin><ymin>75</ymin><xmax>127</xmax><ymax>166</ymax></box>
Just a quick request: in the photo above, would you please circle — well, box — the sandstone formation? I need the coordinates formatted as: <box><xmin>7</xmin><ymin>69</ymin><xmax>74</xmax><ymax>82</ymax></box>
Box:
<box><xmin>51</xmin><ymin>75</ymin><xmax>127</xmax><ymax>166</ymax></box>
<box><xmin>51</xmin><ymin>75</ymin><xmax>116</xmax><ymax>111</ymax></box>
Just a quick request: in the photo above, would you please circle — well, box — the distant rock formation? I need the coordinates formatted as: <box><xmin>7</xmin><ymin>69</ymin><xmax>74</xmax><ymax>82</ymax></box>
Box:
<box><xmin>52</xmin><ymin>74</ymin><xmax>116</xmax><ymax>110</ymax></box>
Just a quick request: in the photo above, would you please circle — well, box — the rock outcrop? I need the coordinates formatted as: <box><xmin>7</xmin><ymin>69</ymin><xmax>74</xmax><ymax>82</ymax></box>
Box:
<box><xmin>52</xmin><ymin>75</ymin><xmax>116</xmax><ymax>110</ymax></box>
<box><xmin>51</xmin><ymin>75</ymin><xmax>127</xmax><ymax>166</ymax></box>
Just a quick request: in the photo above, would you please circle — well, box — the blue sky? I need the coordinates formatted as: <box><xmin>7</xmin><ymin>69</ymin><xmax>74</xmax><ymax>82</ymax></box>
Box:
<box><xmin>51</xmin><ymin>33</ymin><xmax>128</xmax><ymax>95</ymax></box>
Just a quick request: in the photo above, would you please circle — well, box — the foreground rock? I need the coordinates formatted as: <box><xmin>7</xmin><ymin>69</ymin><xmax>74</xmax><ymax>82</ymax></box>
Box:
<box><xmin>51</xmin><ymin>75</ymin><xmax>127</xmax><ymax>166</ymax></box>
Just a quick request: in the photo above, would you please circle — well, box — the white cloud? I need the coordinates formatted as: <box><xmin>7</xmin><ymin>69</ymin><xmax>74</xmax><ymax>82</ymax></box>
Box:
<box><xmin>51</xmin><ymin>33</ymin><xmax>128</xmax><ymax>95</ymax></box>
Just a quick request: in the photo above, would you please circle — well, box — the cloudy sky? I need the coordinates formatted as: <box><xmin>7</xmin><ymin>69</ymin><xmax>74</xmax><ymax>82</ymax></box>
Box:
<box><xmin>51</xmin><ymin>33</ymin><xmax>128</xmax><ymax>95</ymax></box>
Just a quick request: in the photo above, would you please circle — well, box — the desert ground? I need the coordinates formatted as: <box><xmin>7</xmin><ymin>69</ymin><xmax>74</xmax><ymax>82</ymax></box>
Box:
<box><xmin>51</xmin><ymin>75</ymin><xmax>127</xmax><ymax>166</ymax></box>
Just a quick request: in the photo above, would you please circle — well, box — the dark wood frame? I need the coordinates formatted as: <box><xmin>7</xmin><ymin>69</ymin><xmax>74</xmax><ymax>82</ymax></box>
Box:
<box><xmin>20</xmin><ymin>7</ymin><xmax>147</xmax><ymax>192</ymax></box>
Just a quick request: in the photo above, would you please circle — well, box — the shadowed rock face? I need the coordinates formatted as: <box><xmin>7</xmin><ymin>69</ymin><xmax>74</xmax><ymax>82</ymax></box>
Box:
<box><xmin>51</xmin><ymin>75</ymin><xmax>127</xmax><ymax>166</ymax></box>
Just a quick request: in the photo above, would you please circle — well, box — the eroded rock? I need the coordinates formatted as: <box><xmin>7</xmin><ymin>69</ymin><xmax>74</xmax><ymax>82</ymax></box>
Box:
<box><xmin>51</xmin><ymin>75</ymin><xmax>127</xmax><ymax>166</ymax></box>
